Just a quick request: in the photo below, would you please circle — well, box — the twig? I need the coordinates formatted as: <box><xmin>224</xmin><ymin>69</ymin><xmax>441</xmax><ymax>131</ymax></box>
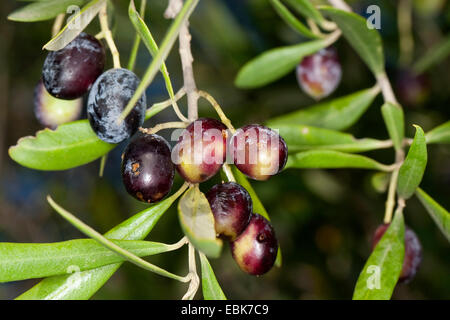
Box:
<box><xmin>222</xmin><ymin>164</ymin><xmax>236</xmax><ymax>183</ymax></box>
<box><xmin>327</xmin><ymin>0</ymin><xmax>352</xmax><ymax>12</ymax></box>
<box><xmin>179</xmin><ymin>22</ymin><xmax>198</xmax><ymax>120</ymax></box>
<box><xmin>197</xmin><ymin>90</ymin><xmax>235</xmax><ymax>133</ymax></box>
<box><xmin>376</xmin><ymin>72</ymin><xmax>399</xmax><ymax>105</ymax></box>
<box><xmin>99</xmin><ymin>3</ymin><xmax>121</xmax><ymax>68</ymax></box>
<box><xmin>182</xmin><ymin>242</ymin><xmax>200</xmax><ymax>300</ymax></box>
<box><xmin>139</xmin><ymin>121</ymin><xmax>187</xmax><ymax>135</ymax></box>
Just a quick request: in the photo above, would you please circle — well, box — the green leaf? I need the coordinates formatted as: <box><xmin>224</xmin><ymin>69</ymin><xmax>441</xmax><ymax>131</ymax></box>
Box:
<box><xmin>274</xmin><ymin>124</ymin><xmax>390</xmax><ymax>153</ymax></box>
<box><xmin>286</xmin><ymin>150</ymin><xmax>392</xmax><ymax>171</ymax></box>
<box><xmin>8</xmin><ymin>0</ymin><xmax>85</xmax><ymax>22</ymax></box>
<box><xmin>353</xmin><ymin>210</ymin><xmax>405</xmax><ymax>300</ymax></box>
<box><xmin>178</xmin><ymin>187</ymin><xmax>222</xmax><ymax>258</ymax></box>
<box><xmin>199</xmin><ymin>252</ymin><xmax>227</xmax><ymax>300</ymax></box>
<box><xmin>413</xmin><ymin>34</ymin><xmax>450</xmax><ymax>74</ymax></box>
<box><xmin>284</xmin><ymin>0</ymin><xmax>325</xmax><ymax>25</ymax></box>
<box><xmin>426</xmin><ymin>121</ymin><xmax>450</xmax><ymax>144</ymax></box>
<box><xmin>16</xmin><ymin>189</ymin><xmax>182</xmax><ymax>300</ymax></box>
<box><xmin>266</xmin><ymin>87</ymin><xmax>380</xmax><ymax>131</ymax></box>
<box><xmin>397</xmin><ymin>125</ymin><xmax>427</xmax><ymax>199</ymax></box>
<box><xmin>381</xmin><ymin>102</ymin><xmax>405</xmax><ymax>151</ymax></box>
<box><xmin>43</xmin><ymin>0</ymin><xmax>106</xmax><ymax>51</ymax></box>
<box><xmin>9</xmin><ymin>120</ymin><xmax>115</xmax><ymax>171</ymax></box>
<box><xmin>321</xmin><ymin>6</ymin><xmax>384</xmax><ymax>75</ymax></box>
<box><xmin>0</xmin><ymin>239</ymin><xmax>173</xmax><ymax>283</ymax></box>
<box><xmin>269</xmin><ymin>0</ymin><xmax>320</xmax><ymax>39</ymax></box>
<box><xmin>235</xmin><ymin>38</ymin><xmax>332</xmax><ymax>88</ymax></box>
<box><xmin>416</xmin><ymin>188</ymin><xmax>450</xmax><ymax>242</ymax></box>
<box><xmin>232</xmin><ymin>166</ymin><xmax>282</xmax><ymax>267</ymax></box>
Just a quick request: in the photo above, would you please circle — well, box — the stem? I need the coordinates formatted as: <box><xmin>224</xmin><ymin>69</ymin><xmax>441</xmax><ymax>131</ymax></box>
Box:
<box><xmin>99</xmin><ymin>3</ymin><xmax>121</xmax><ymax>68</ymax></box>
<box><xmin>222</xmin><ymin>164</ymin><xmax>236</xmax><ymax>183</ymax></box>
<box><xmin>128</xmin><ymin>0</ymin><xmax>147</xmax><ymax>71</ymax></box>
<box><xmin>52</xmin><ymin>13</ymin><xmax>65</xmax><ymax>37</ymax></box>
<box><xmin>182</xmin><ymin>242</ymin><xmax>200</xmax><ymax>300</ymax></box>
<box><xmin>46</xmin><ymin>195</ymin><xmax>189</xmax><ymax>283</ymax></box>
<box><xmin>307</xmin><ymin>19</ymin><xmax>325</xmax><ymax>37</ymax></box>
<box><xmin>383</xmin><ymin>149</ymin><xmax>405</xmax><ymax>223</ymax></box>
<box><xmin>197</xmin><ymin>90</ymin><xmax>235</xmax><ymax>133</ymax></box>
<box><xmin>376</xmin><ymin>72</ymin><xmax>399</xmax><ymax>105</ymax></box>
<box><xmin>139</xmin><ymin>121</ymin><xmax>187</xmax><ymax>135</ymax></box>
<box><xmin>398</xmin><ymin>0</ymin><xmax>414</xmax><ymax>66</ymax></box>
<box><xmin>99</xmin><ymin>154</ymin><xmax>107</xmax><ymax>177</ymax></box>
<box><xmin>145</xmin><ymin>87</ymin><xmax>186</xmax><ymax>120</ymax></box>
<box><xmin>175</xmin><ymin>9</ymin><xmax>198</xmax><ymax>120</ymax></box>
<box><xmin>118</xmin><ymin>0</ymin><xmax>199</xmax><ymax>123</ymax></box>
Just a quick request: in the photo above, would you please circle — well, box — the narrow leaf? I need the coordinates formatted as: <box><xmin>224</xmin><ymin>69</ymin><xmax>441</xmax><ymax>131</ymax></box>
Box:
<box><xmin>0</xmin><ymin>239</ymin><xmax>172</xmax><ymax>283</ymax></box>
<box><xmin>8</xmin><ymin>0</ymin><xmax>85</xmax><ymax>22</ymax></box>
<box><xmin>269</xmin><ymin>0</ymin><xmax>320</xmax><ymax>39</ymax></box>
<box><xmin>178</xmin><ymin>187</ymin><xmax>222</xmax><ymax>258</ymax></box>
<box><xmin>286</xmin><ymin>150</ymin><xmax>392</xmax><ymax>171</ymax></box>
<box><xmin>413</xmin><ymin>34</ymin><xmax>450</xmax><ymax>74</ymax></box>
<box><xmin>284</xmin><ymin>0</ymin><xmax>325</xmax><ymax>25</ymax></box>
<box><xmin>381</xmin><ymin>102</ymin><xmax>404</xmax><ymax>151</ymax></box>
<box><xmin>199</xmin><ymin>252</ymin><xmax>227</xmax><ymax>300</ymax></box>
<box><xmin>321</xmin><ymin>6</ymin><xmax>384</xmax><ymax>75</ymax></box>
<box><xmin>416</xmin><ymin>188</ymin><xmax>450</xmax><ymax>242</ymax></box>
<box><xmin>235</xmin><ymin>38</ymin><xmax>332</xmax><ymax>88</ymax></box>
<box><xmin>397</xmin><ymin>125</ymin><xmax>427</xmax><ymax>199</ymax></box>
<box><xmin>274</xmin><ymin>124</ymin><xmax>390</xmax><ymax>153</ymax></box>
<box><xmin>353</xmin><ymin>210</ymin><xmax>405</xmax><ymax>300</ymax></box>
<box><xmin>267</xmin><ymin>87</ymin><xmax>380</xmax><ymax>130</ymax></box>
<box><xmin>43</xmin><ymin>0</ymin><xmax>106</xmax><ymax>51</ymax></box>
<box><xmin>232</xmin><ymin>166</ymin><xmax>282</xmax><ymax>267</ymax></box>
<box><xmin>9</xmin><ymin>120</ymin><xmax>115</xmax><ymax>171</ymax></box>
<box><xmin>16</xmin><ymin>188</ymin><xmax>182</xmax><ymax>300</ymax></box>
<box><xmin>426</xmin><ymin>121</ymin><xmax>450</xmax><ymax>144</ymax></box>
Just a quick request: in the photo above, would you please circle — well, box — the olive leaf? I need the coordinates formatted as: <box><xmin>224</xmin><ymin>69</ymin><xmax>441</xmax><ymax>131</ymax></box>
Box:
<box><xmin>275</xmin><ymin>124</ymin><xmax>391</xmax><ymax>153</ymax></box>
<box><xmin>9</xmin><ymin>120</ymin><xmax>115</xmax><ymax>171</ymax></box>
<box><xmin>426</xmin><ymin>121</ymin><xmax>450</xmax><ymax>144</ymax></box>
<box><xmin>321</xmin><ymin>6</ymin><xmax>384</xmax><ymax>75</ymax></box>
<box><xmin>178</xmin><ymin>187</ymin><xmax>223</xmax><ymax>258</ymax></box>
<box><xmin>269</xmin><ymin>0</ymin><xmax>321</xmax><ymax>39</ymax></box>
<box><xmin>353</xmin><ymin>210</ymin><xmax>405</xmax><ymax>300</ymax></box>
<box><xmin>413</xmin><ymin>33</ymin><xmax>450</xmax><ymax>74</ymax></box>
<box><xmin>397</xmin><ymin>125</ymin><xmax>427</xmax><ymax>200</ymax></box>
<box><xmin>284</xmin><ymin>0</ymin><xmax>325</xmax><ymax>25</ymax></box>
<box><xmin>199</xmin><ymin>252</ymin><xmax>227</xmax><ymax>300</ymax></box>
<box><xmin>43</xmin><ymin>0</ymin><xmax>106</xmax><ymax>51</ymax></box>
<box><xmin>8</xmin><ymin>0</ymin><xmax>86</xmax><ymax>22</ymax></box>
<box><xmin>381</xmin><ymin>102</ymin><xmax>405</xmax><ymax>151</ymax></box>
<box><xmin>286</xmin><ymin>150</ymin><xmax>392</xmax><ymax>171</ymax></box>
<box><xmin>266</xmin><ymin>87</ymin><xmax>380</xmax><ymax>131</ymax></box>
<box><xmin>232</xmin><ymin>166</ymin><xmax>282</xmax><ymax>267</ymax></box>
<box><xmin>0</xmin><ymin>239</ymin><xmax>173</xmax><ymax>283</ymax></box>
<box><xmin>16</xmin><ymin>189</ymin><xmax>181</xmax><ymax>300</ymax></box>
<box><xmin>235</xmin><ymin>38</ymin><xmax>332</xmax><ymax>88</ymax></box>
<box><xmin>416</xmin><ymin>188</ymin><xmax>450</xmax><ymax>242</ymax></box>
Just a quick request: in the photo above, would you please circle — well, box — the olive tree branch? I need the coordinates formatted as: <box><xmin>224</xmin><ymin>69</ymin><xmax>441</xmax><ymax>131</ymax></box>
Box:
<box><xmin>182</xmin><ymin>242</ymin><xmax>200</xmax><ymax>300</ymax></box>
<box><xmin>99</xmin><ymin>2</ymin><xmax>121</xmax><ymax>69</ymax></box>
<box><xmin>139</xmin><ymin>121</ymin><xmax>187</xmax><ymax>135</ymax></box>
<box><xmin>166</xmin><ymin>0</ymin><xmax>199</xmax><ymax>121</ymax></box>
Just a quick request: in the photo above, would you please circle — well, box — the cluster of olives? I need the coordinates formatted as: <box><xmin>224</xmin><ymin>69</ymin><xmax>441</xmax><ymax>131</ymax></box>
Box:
<box><xmin>39</xmin><ymin>32</ymin><xmax>288</xmax><ymax>275</ymax></box>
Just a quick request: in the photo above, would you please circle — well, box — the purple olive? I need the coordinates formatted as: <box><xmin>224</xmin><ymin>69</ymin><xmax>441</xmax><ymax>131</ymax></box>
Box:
<box><xmin>296</xmin><ymin>47</ymin><xmax>342</xmax><ymax>100</ymax></box>
<box><xmin>230</xmin><ymin>124</ymin><xmax>288</xmax><ymax>181</ymax></box>
<box><xmin>121</xmin><ymin>134</ymin><xmax>174</xmax><ymax>203</ymax></box>
<box><xmin>42</xmin><ymin>32</ymin><xmax>105</xmax><ymax>100</ymax></box>
<box><xmin>173</xmin><ymin>118</ymin><xmax>227</xmax><ymax>183</ymax></box>
<box><xmin>206</xmin><ymin>182</ymin><xmax>252</xmax><ymax>240</ymax></box>
<box><xmin>231</xmin><ymin>213</ymin><xmax>278</xmax><ymax>276</ymax></box>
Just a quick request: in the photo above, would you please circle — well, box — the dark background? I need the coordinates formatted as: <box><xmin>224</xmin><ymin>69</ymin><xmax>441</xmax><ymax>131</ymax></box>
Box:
<box><xmin>0</xmin><ymin>0</ymin><xmax>449</xmax><ymax>299</ymax></box>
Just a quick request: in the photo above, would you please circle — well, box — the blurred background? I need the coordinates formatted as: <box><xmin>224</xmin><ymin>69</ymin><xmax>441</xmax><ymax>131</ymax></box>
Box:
<box><xmin>0</xmin><ymin>0</ymin><xmax>449</xmax><ymax>299</ymax></box>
